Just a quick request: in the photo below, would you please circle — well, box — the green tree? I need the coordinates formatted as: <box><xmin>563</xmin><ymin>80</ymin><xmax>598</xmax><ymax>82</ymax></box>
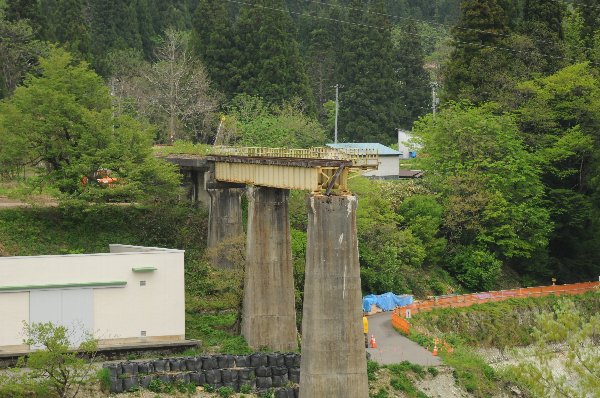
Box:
<box><xmin>443</xmin><ymin>0</ymin><xmax>510</xmax><ymax>102</ymax></box>
<box><xmin>191</xmin><ymin>0</ymin><xmax>237</xmax><ymax>97</ymax></box>
<box><xmin>513</xmin><ymin>63</ymin><xmax>600</xmax><ymax>280</ymax></box>
<box><xmin>0</xmin><ymin>10</ymin><xmax>42</xmax><ymax>98</ymax></box>
<box><xmin>412</xmin><ymin>103</ymin><xmax>551</xmax><ymax>287</ymax></box>
<box><xmin>337</xmin><ymin>0</ymin><xmax>402</xmax><ymax>143</ymax></box>
<box><xmin>52</xmin><ymin>0</ymin><xmax>92</xmax><ymax>60</ymax></box>
<box><xmin>23</xmin><ymin>322</ymin><xmax>98</xmax><ymax>398</ymax></box>
<box><xmin>519</xmin><ymin>0</ymin><xmax>566</xmax><ymax>74</ymax></box>
<box><xmin>234</xmin><ymin>0</ymin><xmax>314</xmax><ymax>110</ymax></box>
<box><xmin>220</xmin><ymin>94</ymin><xmax>325</xmax><ymax>148</ymax></box>
<box><xmin>393</xmin><ymin>21</ymin><xmax>431</xmax><ymax>130</ymax></box>
<box><xmin>506</xmin><ymin>298</ymin><xmax>600</xmax><ymax>397</ymax></box>
<box><xmin>0</xmin><ymin>47</ymin><xmax>180</xmax><ymax>202</ymax></box>
<box><xmin>297</xmin><ymin>0</ymin><xmax>344</xmax><ymax>125</ymax></box>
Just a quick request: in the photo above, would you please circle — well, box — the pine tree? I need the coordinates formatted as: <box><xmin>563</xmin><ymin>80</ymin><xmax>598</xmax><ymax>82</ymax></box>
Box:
<box><xmin>337</xmin><ymin>0</ymin><xmax>401</xmax><ymax>144</ymax></box>
<box><xmin>53</xmin><ymin>0</ymin><xmax>92</xmax><ymax>60</ymax></box>
<box><xmin>394</xmin><ymin>21</ymin><xmax>431</xmax><ymax>130</ymax></box>
<box><xmin>519</xmin><ymin>0</ymin><xmax>566</xmax><ymax>74</ymax></box>
<box><xmin>191</xmin><ymin>0</ymin><xmax>236</xmax><ymax>96</ymax></box>
<box><xmin>523</xmin><ymin>0</ymin><xmax>564</xmax><ymax>38</ymax></box>
<box><xmin>234</xmin><ymin>0</ymin><xmax>314</xmax><ymax>110</ymax></box>
<box><xmin>300</xmin><ymin>1</ymin><xmax>342</xmax><ymax>112</ymax></box>
<box><xmin>5</xmin><ymin>0</ymin><xmax>39</xmax><ymax>23</ymax></box>
<box><xmin>576</xmin><ymin>0</ymin><xmax>600</xmax><ymax>48</ymax></box>
<box><xmin>443</xmin><ymin>0</ymin><xmax>509</xmax><ymax>102</ymax></box>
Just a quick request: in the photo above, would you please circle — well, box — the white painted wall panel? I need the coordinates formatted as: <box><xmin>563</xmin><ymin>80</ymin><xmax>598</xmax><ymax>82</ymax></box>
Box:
<box><xmin>61</xmin><ymin>289</ymin><xmax>94</xmax><ymax>345</ymax></box>
<box><xmin>0</xmin><ymin>246</ymin><xmax>185</xmax><ymax>349</ymax></box>
<box><xmin>0</xmin><ymin>292</ymin><xmax>29</xmax><ymax>346</ymax></box>
<box><xmin>363</xmin><ymin>156</ymin><xmax>399</xmax><ymax>177</ymax></box>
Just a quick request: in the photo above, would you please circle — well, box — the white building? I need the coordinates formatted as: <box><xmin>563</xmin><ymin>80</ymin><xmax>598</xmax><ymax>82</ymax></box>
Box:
<box><xmin>397</xmin><ymin>130</ymin><xmax>417</xmax><ymax>159</ymax></box>
<box><xmin>327</xmin><ymin>143</ymin><xmax>400</xmax><ymax>179</ymax></box>
<box><xmin>0</xmin><ymin>245</ymin><xmax>185</xmax><ymax>353</ymax></box>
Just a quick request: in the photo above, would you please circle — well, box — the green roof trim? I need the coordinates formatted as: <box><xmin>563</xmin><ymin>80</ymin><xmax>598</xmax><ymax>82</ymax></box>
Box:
<box><xmin>132</xmin><ymin>267</ymin><xmax>157</xmax><ymax>273</ymax></box>
<box><xmin>0</xmin><ymin>281</ymin><xmax>127</xmax><ymax>292</ymax></box>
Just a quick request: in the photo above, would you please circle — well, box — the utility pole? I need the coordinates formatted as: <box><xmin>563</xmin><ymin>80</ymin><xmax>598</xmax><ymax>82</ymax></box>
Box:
<box><xmin>431</xmin><ymin>82</ymin><xmax>439</xmax><ymax>116</ymax></box>
<box><xmin>334</xmin><ymin>84</ymin><xmax>341</xmax><ymax>143</ymax></box>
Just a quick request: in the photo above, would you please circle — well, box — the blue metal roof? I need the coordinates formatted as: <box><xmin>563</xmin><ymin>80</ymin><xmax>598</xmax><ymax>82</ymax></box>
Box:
<box><xmin>326</xmin><ymin>143</ymin><xmax>400</xmax><ymax>156</ymax></box>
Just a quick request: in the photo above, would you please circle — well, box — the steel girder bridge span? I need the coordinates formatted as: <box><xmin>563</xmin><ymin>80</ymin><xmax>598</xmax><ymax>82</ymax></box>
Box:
<box><xmin>165</xmin><ymin>146</ymin><xmax>378</xmax><ymax>398</ymax></box>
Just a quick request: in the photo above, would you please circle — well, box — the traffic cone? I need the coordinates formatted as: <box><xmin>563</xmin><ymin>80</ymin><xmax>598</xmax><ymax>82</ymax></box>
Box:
<box><xmin>370</xmin><ymin>335</ymin><xmax>377</xmax><ymax>348</ymax></box>
<box><xmin>432</xmin><ymin>344</ymin><xmax>438</xmax><ymax>356</ymax></box>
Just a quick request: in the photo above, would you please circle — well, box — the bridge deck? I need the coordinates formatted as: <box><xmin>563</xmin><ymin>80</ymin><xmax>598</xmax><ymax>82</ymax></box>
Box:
<box><xmin>165</xmin><ymin>146</ymin><xmax>379</xmax><ymax>193</ymax></box>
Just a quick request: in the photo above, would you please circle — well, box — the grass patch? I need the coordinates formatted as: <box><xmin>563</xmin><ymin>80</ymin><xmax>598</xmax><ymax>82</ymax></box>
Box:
<box><xmin>409</xmin><ymin>292</ymin><xmax>600</xmax><ymax>349</ymax></box>
<box><xmin>185</xmin><ymin>312</ymin><xmax>251</xmax><ymax>354</ymax></box>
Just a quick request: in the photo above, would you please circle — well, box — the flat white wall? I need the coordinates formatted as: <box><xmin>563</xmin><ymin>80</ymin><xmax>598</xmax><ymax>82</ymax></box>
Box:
<box><xmin>0</xmin><ymin>246</ymin><xmax>185</xmax><ymax>349</ymax></box>
<box><xmin>0</xmin><ymin>292</ymin><xmax>29</xmax><ymax>346</ymax></box>
<box><xmin>364</xmin><ymin>155</ymin><xmax>399</xmax><ymax>177</ymax></box>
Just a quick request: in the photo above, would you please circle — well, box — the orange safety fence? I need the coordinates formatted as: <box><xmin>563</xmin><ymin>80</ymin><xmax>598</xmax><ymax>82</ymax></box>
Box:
<box><xmin>391</xmin><ymin>280</ymin><xmax>599</xmax><ymax>346</ymax></box>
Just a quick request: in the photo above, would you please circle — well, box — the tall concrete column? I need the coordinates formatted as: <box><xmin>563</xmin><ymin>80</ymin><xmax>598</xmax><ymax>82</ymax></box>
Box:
<box><xmin>242</xmin><ymin>186</ymin><xmax>298</xmax><ymax>352</ymax></box>
<box><xmin>300</xmin><ymin>195</ymin><xmax>368</xmax><ymax>398</ymax></box>
<box><xmin>207</xmin><ymin>186</ymin><xmax>244</xmax><ymax>269</ymax></box>
<box><xmin>194</xmin><ymin>170</ymin><xmax>210</xmax><ymax>207</ymax></box>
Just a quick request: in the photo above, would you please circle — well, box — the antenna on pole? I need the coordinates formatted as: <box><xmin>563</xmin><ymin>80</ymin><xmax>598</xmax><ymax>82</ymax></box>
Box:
<box><xmin>334</xmin><ymin>84</ymin><xmax>343</xmax><ymax>143</ymax></box>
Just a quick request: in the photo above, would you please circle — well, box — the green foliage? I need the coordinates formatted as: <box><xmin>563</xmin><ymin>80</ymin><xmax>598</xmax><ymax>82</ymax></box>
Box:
<box><xmin>0</xmin><ymin>46</ymin><xmax>181</xmax><ymax>203</ymax></box>
<box><xmin>203</xmin><ymin>384</ymin><xmax>215</xmax><ymax>393</ymax></box>
<box><xmin>191</xmin><ymin>0</ymin><xmax>236</xmax><ymax>97</ymax></box>
<box><xmin>385</xmin><ymin>362</ymin><xmax>429</xmax><ymax>398</ymax></box>
<box><xmin>413</xmin><ymin>102</ymin><xmax>551</xmax><ymax>288</ymax></box>
<box><xmin>97</xmin><ymin>368</ymin><xmax>110</xmax><ymax>392</ymax></box>
<box><xmin>387</xmin><ymin>362</ymin><xmax>426</xmax><ymax>379</ymax></box>
<box><xmin>504</xmin><ymin>298</ymin><xmax>600</xmax><ymax>397</ymax></box>
<box><xmin>442</xmin><ymin>347</ymin><xmax>498</xmax><ymax>396</ymax></box>
<box><xmin>392</xmin><ymin>21</ymin><xmax>431</xmax><ymax>130</ymax></box>
<box><xmin>185</xmin><ymin>312</ymin><xmax>251</xmax><ymax>354</ymax></box>
<box><xmin>234</xmin><ymin>0</ymin><xmax>314</xmax><ymax>111</ymax></box>
<box><xmin>367</xmin><ymin>360</ymin><xmax>380</xmax><ymax>382</ymax></box>
<box><xmin>217</xmin><ymin>386</ymin><xmax>235</xmax><ymax>397</ymax></box>
<box><xmin>20</xmin><ymin>322</ymin><xmax>98</xmax><ymax>398</ymax></box>
<box><xmin>337</xmin><ymin>0</ymin><xmax>403</xmax><ymax>144</ymax></box>
<box><xmin>0</xmin><ymin>10</ymin><xmax>43</xmax><ymax>99</ymax></box>
<box><xmin>371</xmin><ymin>389</ymin><xmax>390</xmax><ymax>398</ymax></box>
<box><xmin>409</xmin><ymin>291</ymin><xmax>600</xmax><ymax>349</ymax></box>
<box><xmin>222</xmin><ymin>95</ymin><xmax>326</xmax><ymax>148</ymax></box>
<box><xmin>513</xmin><ymin>63</ymin><xmax>600</xmax><ymax>281</ymax></box>
<box><xmin>444</xmin><ymin>0</ymin><xmax>510</xmax><ymax>102</ymax></box>
<box><xmin>0</xmin><ymin>372</ymin><xmax>51</xmax><ymax>398</ymax></box>
<box><xmin>239</xmin><ymin>384</ymin><xmax>252</xmax><ymax>393</ymax></box>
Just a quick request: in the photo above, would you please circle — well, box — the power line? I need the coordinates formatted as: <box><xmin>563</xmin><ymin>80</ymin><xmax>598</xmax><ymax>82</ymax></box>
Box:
<box><xmin>307</xmin><ymin>0</ymin><xmax>596</xmax><ymax>55</ymax></box>
<box><xmin>224</xmin><ymin>0</ymin><xmax>598</xmax><ymax>67</ymax></box>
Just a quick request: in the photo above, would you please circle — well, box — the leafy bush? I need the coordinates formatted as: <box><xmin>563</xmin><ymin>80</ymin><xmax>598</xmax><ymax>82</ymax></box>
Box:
<box><xmin>20</xmin><ymin>322</ymin><xmax>98</xmax><ymax>398</ymax></box>
<box><xmin>217</xmin><ymin>386</ymin><xmax>235</xmax><ymax>397</ymax></box>
<box><xmin>240</xmin><ymin>384</ymin><xmax>253</xmax><ymax>393</ymax></box>
<box><xmin>367</xmin><ymin>360</ymin><xmax>380</xmax><ymax>381</ymax></box>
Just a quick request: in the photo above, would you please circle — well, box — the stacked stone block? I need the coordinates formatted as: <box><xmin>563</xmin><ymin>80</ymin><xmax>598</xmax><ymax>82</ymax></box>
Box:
<box><xmin>104</xmin><ymin>352</ymin><xmax>301</xmax><ymax>395</ymax></box>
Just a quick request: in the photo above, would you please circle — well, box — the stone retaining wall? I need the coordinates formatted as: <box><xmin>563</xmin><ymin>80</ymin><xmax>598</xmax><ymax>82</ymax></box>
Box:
<box><xmin>104</xmin><ymin>352</ymin><xmax>301</xmax><ymax>397</ymax></box>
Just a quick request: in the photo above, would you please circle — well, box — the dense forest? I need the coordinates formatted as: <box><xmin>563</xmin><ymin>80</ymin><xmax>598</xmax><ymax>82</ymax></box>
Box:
<box><xmin>1</xmin><ymin>0</ymin><xmax>599</xmax><ymax>292</ymax></box>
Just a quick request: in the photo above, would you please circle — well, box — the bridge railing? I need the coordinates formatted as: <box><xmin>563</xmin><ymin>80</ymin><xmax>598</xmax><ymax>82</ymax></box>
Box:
<box><xmin>209</xmin><ymin>146</ymin><xmax>379</xmax><ymax>169</ymax></box>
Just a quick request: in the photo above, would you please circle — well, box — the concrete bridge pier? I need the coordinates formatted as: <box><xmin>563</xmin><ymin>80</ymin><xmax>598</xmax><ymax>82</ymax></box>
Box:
<box><xmin>300</xmin><ymin>195</ymin><xmax>368</xmax><ymax>398</ymax></box>
<box><xmin>242</xmin><ymin>186</ymin><xmax>298</xmax><ymax>352</ymax></box>
<box><xmin>206</xmin><ymin>184</ymin><xmax>244</xmax><ymax>269</ymax></box>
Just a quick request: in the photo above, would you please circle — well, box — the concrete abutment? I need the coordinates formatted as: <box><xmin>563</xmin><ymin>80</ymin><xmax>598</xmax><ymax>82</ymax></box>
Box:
<box><xmin>300</xmin><ymin>195</ymin><xmax>368</xmax><ymax>398</ymax></box>
<box><xmin>242</xmin><ymin>186</ymin><xmax>298</xmax><ymax>352</ymax></box>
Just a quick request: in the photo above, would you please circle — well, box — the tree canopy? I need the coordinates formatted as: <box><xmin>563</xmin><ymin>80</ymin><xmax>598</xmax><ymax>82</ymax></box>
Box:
<box><xmin>0</xmin><ymin>47</ymin><xmax>179</xmax><ymax>202</ymax></box>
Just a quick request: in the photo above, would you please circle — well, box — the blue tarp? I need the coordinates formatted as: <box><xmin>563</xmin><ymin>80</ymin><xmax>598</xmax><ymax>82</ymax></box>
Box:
<box><xmin>362</xmin><ymin>292</ymin><xmax>413</xmax><ymax>312</ymax></box>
